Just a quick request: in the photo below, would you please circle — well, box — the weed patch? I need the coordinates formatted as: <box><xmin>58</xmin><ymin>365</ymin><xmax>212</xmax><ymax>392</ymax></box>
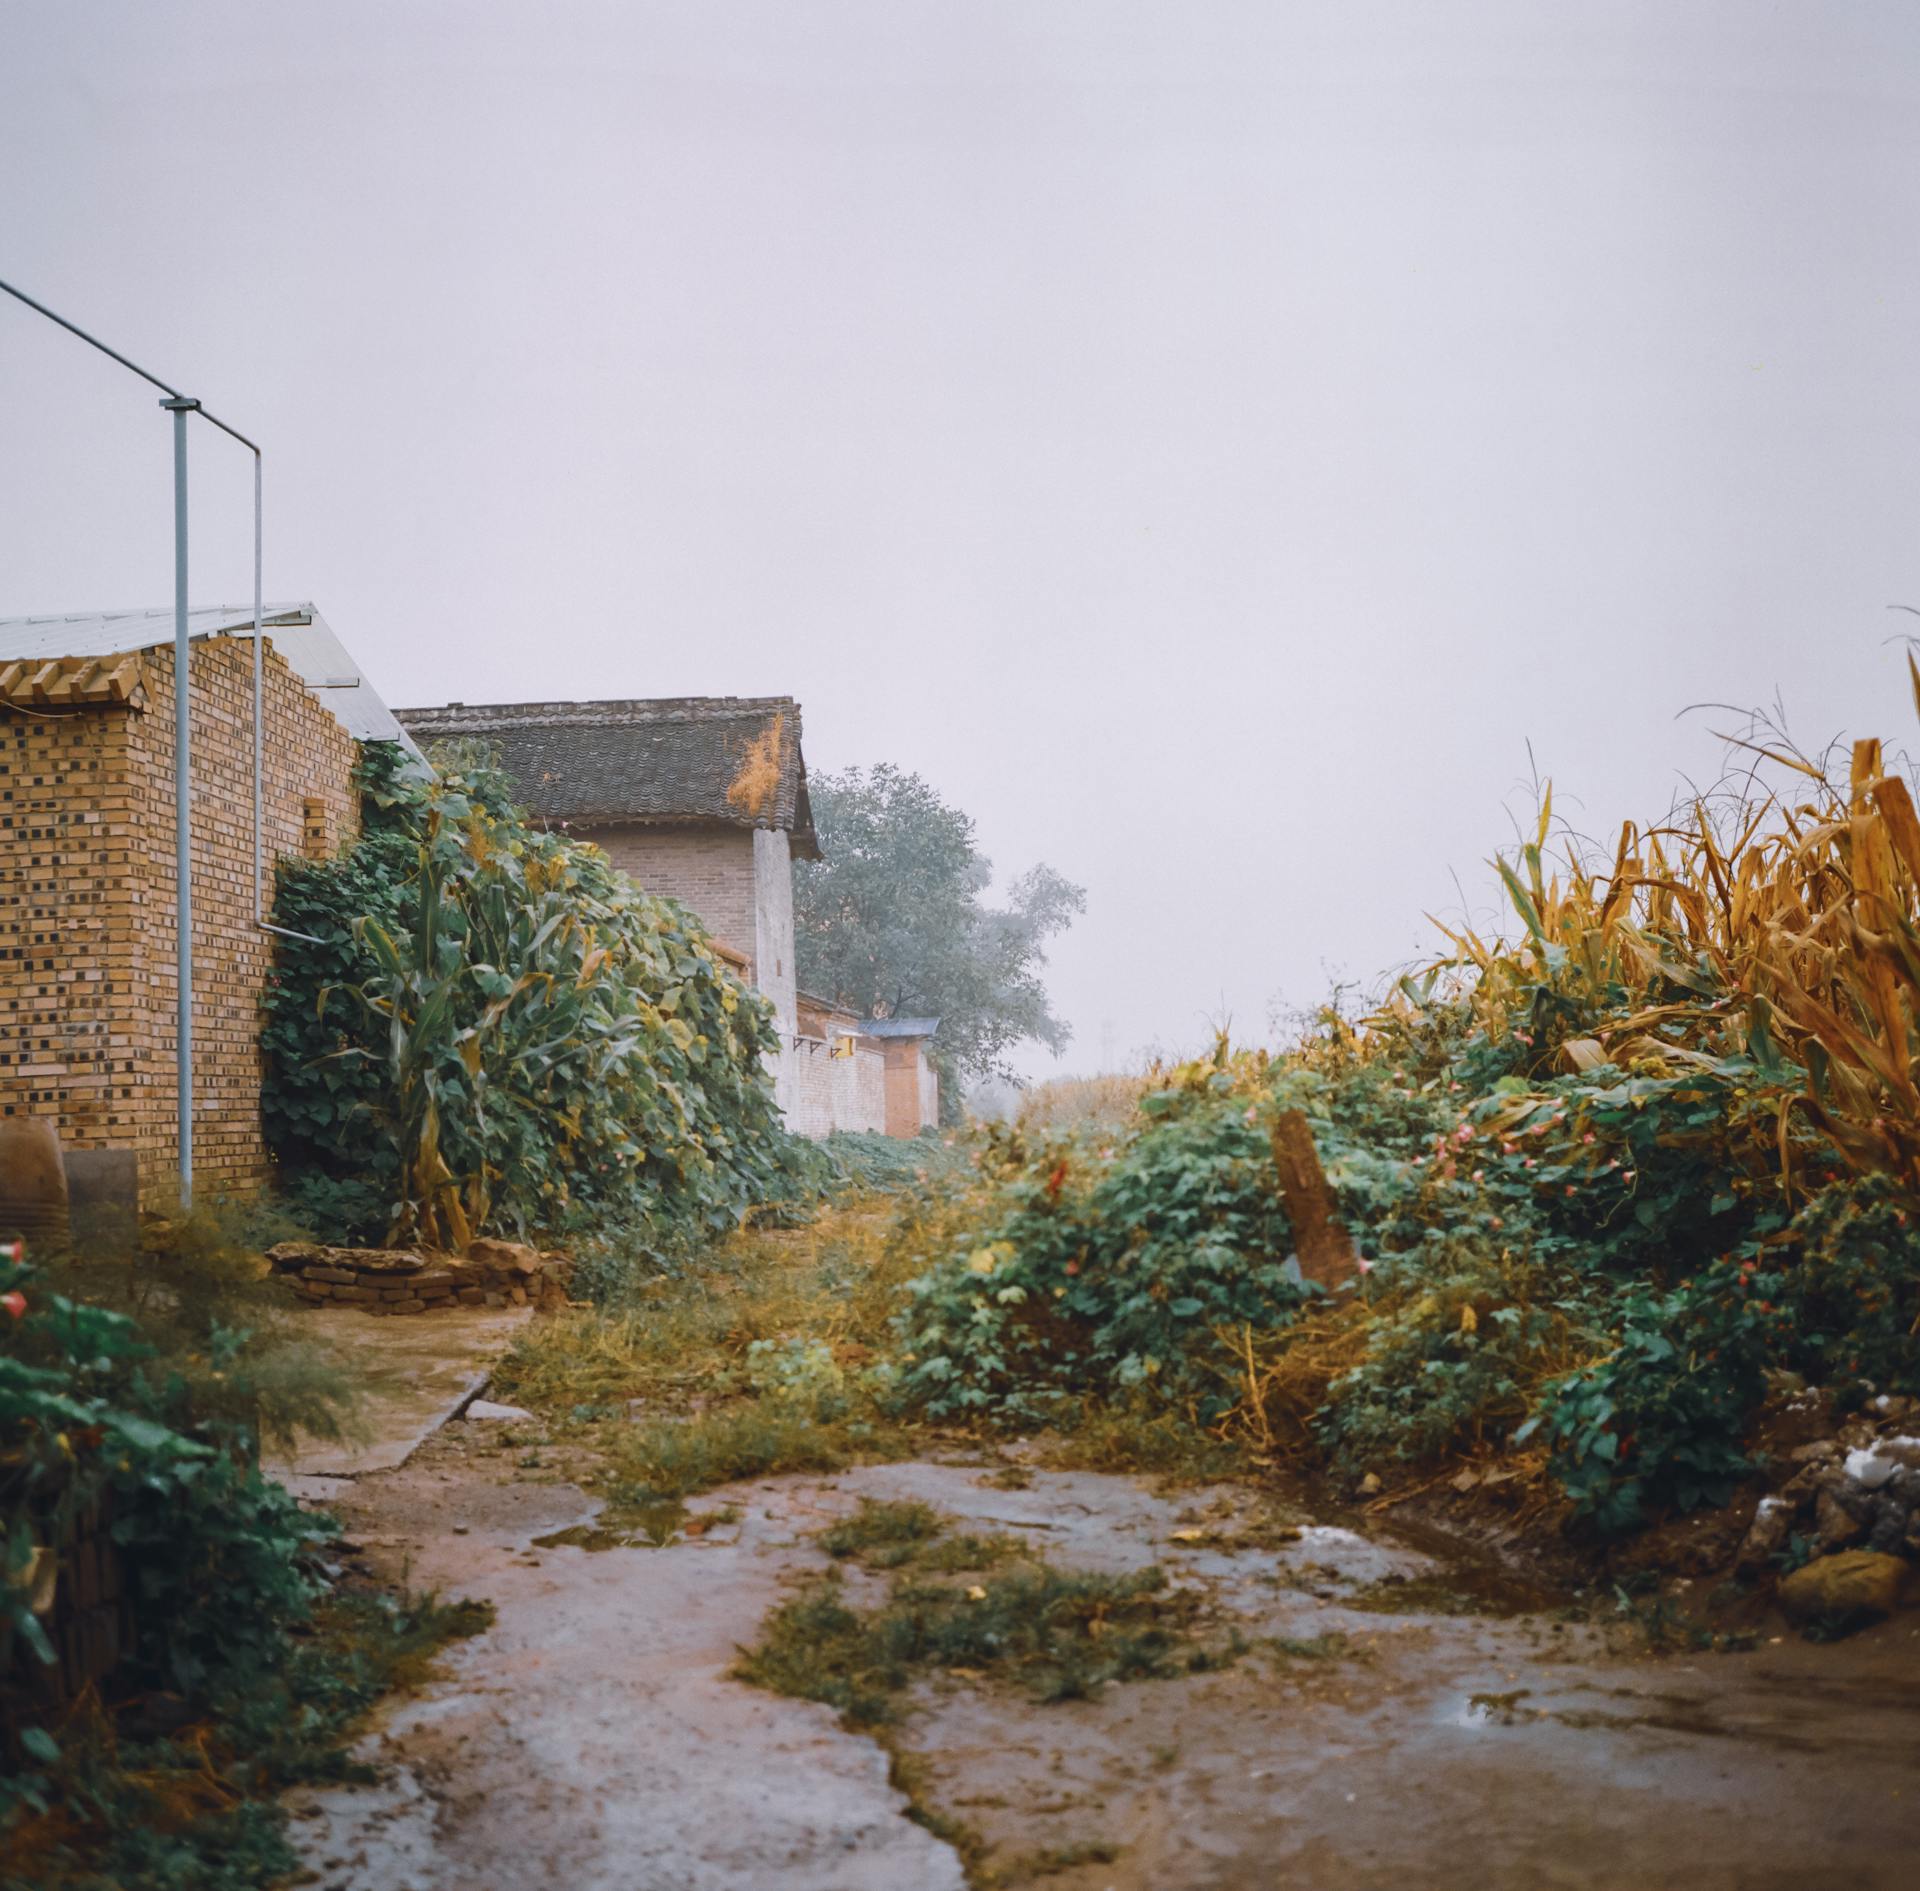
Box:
<box><xmin>1044</xmin><ymin>1400</ymin><xmax>1246</xmax><ymax>1482</ymax></box>
<box><xmin>736</xmin><ymin>1556</ymin><xmax>1232</xmax><ymax>1726</ymax></box>
<box><xmin>603</xmin><ymin>1401</ymin><xmax>912</xmax><ymax>1507</ymax></box>
<box><xmin>1265</xmin><ymin>1631</ymin><xmax>1365</xmax><ymax>1661</ymax></box>
<box><xmin>820</xmin><ymin>1498</ymin><xmax>1025</xmax><ymax>1573</ymax></box>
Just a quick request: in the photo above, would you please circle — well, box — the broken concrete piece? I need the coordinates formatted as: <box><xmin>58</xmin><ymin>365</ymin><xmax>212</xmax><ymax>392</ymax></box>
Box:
<box><xmin>468</xmin><ymin>1237</ymin><xmax>543</xmax><ymax>1277</ymax></box>
<box><xmin>1268</xmin><ymin>1109</ymin><xmax>1361</xmax><ymax>1290</ymax></box>
<box><xmin>465</xmin><ymin>1399</ymin><xmax>535</xmax><ymax>1422</ymax></box>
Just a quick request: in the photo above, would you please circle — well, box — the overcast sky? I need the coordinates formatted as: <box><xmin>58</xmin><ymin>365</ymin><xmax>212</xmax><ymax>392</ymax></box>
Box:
<box><xmin>4</xmin><ymin>3</ymin><xmax>1918</xmax><ymax>1079</ymax></box>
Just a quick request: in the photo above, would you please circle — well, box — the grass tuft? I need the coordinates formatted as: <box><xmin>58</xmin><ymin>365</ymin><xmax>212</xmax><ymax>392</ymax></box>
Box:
<box><xmin>819</xmin><ymin>1498</ymin><xmax>1027</xmax><ymax>1573</ymax></box>
<box><xmin>735</xmin><ymin>1555</ymin><xmax>1232</xmax><ymax>1727</ymax></box>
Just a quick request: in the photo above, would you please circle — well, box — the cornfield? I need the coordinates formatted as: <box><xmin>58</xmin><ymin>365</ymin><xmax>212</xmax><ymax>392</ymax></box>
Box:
<box><xmin>1386</xmin><ymin>670</ymin><xmax>1920</xmax><ymax>1204</ymax></box>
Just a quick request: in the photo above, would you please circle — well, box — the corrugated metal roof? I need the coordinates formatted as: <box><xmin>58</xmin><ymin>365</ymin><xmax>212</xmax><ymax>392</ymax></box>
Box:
<box><xmin>0</xmin><ymin>603</ymin><xmax>422</xmax><ymax>758</ymax></box>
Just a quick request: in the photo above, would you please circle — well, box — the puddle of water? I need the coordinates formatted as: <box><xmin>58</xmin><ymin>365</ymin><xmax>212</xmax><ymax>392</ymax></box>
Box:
<box><xmin>1368</xmin><ymin>1512</ymin><xmax>1568</xmax><ymax>1615</ymax></box>
<box><xmin>533</xmin><ymin>1497</ymin><xmax>687</xmax><ymax>1550</ymax></box>
<box><xmin>1348</xmin><ymin>1572</ymin><xmax>1528</xmax><ymax>1618</ymax></box>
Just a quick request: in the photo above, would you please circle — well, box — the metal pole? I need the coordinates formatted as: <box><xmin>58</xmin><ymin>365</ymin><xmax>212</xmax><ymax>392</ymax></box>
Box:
<box><xmin>0</xmin><ymin>279</ymin><xmax>305</xmax><ymax>1178</ymax></box>
<box><xmin>252</xmin><ymin>454</ymin><xmax>263</xmax><ymax>924</ymax></box>
<box><xmin>163</xmin><ymin>396</ymin><xmax>199</xmax><ymax>1203</ymax></box>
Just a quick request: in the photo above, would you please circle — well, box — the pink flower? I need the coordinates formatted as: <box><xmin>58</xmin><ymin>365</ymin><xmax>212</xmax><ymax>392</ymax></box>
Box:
<box><xmin>1582</xmin><ymin>1132</ymin><xmax>1595</xmax><ymax>1145</ymax></box>
<box><xmin>1472</xmin><ymin>1169</ymin><xmax>1485</xmax><ymax>1182</ymax></box>
<box><xmin>1490</xmin><ymin>1216</ymin><xmax>1504</xmax><ymax>1230</ymax></box>
<box><xmin>1524</xmin><ymin>1157</ymin><xmax>1535</xmax><ymax>1169</ymax></box>
<box><xmin>1355</xmin><ymin>1257</ymin><xmax>1374</xmax><ymax>1274</ymax></box>
<box><xmin>1</xmin><ymin>1291</ymin><xmax>26</xmax><ymax>1320</ymax></box>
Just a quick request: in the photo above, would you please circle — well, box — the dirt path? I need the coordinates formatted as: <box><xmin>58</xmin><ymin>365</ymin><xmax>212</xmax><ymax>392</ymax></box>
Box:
<box><xmin>291</xmin><ymin>1414</ymin><xmax>1920</xmax><ymax>1890</ymax></box>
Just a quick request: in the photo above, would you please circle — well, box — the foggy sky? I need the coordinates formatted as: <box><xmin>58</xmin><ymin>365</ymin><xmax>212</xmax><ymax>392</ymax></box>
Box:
<box><xmin>5</xmin><ymin>3</ymin><xmax>1919</xmax><ymax>1081</ymax></box>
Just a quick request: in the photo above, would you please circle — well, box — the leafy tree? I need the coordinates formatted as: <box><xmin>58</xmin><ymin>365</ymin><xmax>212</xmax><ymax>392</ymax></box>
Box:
<box><xmin>792</xmin><ymin>765</ymin><xmax>1085</xmax><ymax>1088</ymax></box>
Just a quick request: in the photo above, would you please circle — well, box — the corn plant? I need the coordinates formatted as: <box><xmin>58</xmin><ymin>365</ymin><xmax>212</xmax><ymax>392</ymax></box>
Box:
<box><xmin>277</xmin><ymin>743</ymin><xmax>787</xmax><ymax>1248</ymax></box>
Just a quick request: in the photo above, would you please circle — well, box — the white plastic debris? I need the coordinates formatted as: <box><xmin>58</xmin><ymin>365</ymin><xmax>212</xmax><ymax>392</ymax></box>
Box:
<box><xmin>1843</xmin><ymin>1445</ymin><xmax>1900</xmax><ymax>1489</ymax></box>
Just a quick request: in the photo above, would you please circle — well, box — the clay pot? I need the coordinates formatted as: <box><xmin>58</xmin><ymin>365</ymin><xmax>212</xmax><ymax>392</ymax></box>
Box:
<box><xmin>0</xmin><ymin>1113</ymin><xmax>71</xmax><ymax>1244</ymax></box>
<box><xmin>0</xmin><ymin>1116</ymin><xmax>69</xmax><ymax>1249</ymax></box>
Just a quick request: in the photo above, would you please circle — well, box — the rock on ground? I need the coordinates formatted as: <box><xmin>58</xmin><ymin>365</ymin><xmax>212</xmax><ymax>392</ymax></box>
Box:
<box><xmin>1777</xmin><ymin>1549</ymin><xmax>1912</xmax><ymax>1625</ymax></box>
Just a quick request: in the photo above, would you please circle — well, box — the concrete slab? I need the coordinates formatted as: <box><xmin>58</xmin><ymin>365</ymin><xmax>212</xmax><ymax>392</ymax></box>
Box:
<box><xmin>267</xmin><ymin>1305</ymin><xmax>534</xmax><ymax>1483</ymax></box>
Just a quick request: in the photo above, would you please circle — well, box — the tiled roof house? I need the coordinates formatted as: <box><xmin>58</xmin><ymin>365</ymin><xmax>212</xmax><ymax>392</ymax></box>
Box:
<box><xmin>395</xmin><ymin>695</ymin><xmax>940</xmax><ymax>1137</ymax></box>
<box><xmin>395</xmin><ymin>696</ymin><xmax>819</xmax><ymax>1114</ymax></box>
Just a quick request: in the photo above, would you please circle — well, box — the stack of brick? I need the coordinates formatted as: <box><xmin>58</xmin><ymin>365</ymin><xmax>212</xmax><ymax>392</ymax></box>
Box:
<box><xmin>266</xmin><ymin>1236</ymin><xmax>573</xmax><ymax>1313</ymax></box>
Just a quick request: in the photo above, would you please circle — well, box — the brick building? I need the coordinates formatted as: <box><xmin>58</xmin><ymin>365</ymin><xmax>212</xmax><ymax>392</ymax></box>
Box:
<box><xmin>395</xmin><ymin>694</ymin><xmax>940</xmax><ymax>1136</ymax></box>
<box><xmin>786</xmin><ymin>995</ymin><xmax>940</xmax><ymax>1139</ymax></box>
<box><xmin>0</xmin><ymin>605</ymin><xmax>412</xmax><ymax>1201</ymax></box>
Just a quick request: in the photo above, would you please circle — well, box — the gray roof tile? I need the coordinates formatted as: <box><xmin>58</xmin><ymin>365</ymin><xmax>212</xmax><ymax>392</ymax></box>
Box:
<box><xmin>395</xmin><ymin>695</ymin><xmax>819</xmax><ymax>856</ymax></box>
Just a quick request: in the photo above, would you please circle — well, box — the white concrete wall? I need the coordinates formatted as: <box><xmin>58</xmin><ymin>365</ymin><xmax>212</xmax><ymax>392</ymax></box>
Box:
<box><xmin>785</xmin><ymin>1036</ymin><xmax>887</xmax><ymax>1140</ymax></box>
<box><xmin>751</xmin><ymin>827</ymin><xmax>799</xmax><ymax>1114</ymax></box>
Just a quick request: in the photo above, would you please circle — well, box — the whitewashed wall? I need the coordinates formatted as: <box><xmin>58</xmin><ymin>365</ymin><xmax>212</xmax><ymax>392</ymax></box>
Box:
<box><xmin>784</xmin><ymin>1035</ymin><xmax>887</xmax><ymax>1139</ymax></box>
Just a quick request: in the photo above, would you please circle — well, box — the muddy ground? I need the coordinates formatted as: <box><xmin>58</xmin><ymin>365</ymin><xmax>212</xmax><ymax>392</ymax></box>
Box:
<box><xmin>289</xmin><ymin>1413</ymin><xmax>1920</xmax><ymax>1891</ymax></box>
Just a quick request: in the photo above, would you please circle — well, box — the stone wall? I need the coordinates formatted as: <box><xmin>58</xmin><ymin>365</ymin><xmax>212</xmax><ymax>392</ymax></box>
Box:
<box><xmin>0</xmin><ymin>636</ymin><xmax>358</xmax><ymax>1200</ymax></box>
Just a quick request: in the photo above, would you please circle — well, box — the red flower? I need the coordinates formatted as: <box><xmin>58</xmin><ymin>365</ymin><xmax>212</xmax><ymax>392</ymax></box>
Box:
<box><xmin>1064</xmin><ymin>1261</ymin><xmax>1080</xmax><ymax>1276</ymax></box>
<box><xmin>1</xmin><ymin>1290</ymin><xmax>26</xmax><ymax>1320</ymax></box>
<box><xmin>1045</xmin><ymin>1160</ymin><xmax>1070</xmax><ymax>1202</ymax></box>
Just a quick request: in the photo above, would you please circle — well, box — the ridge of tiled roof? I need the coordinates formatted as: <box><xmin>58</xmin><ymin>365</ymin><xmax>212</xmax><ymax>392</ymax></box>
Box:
<box><xmin>394</xmin><ymin>695</ymin><xmax>819</xmax><ymax>856</ymax></box>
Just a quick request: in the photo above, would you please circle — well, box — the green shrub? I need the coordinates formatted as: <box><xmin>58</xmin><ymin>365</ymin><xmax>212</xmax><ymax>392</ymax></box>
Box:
<box><xmin>3</xmin><ymin>1230</ymin><xmax>486</xmax><ymax>1882</ymax></box>
<box><xmin>1522</xmin><ymin>1263</ymin><xmax>1784</xmax><ymax>1534</ymax></box>
<box><xmin>1315</xmin><ymin>1236</ymin><xmax>1574</xmax><ymax>1466</ymax></box>
<box><xmin>1774</xmin><ymin>1176</ymin><xmax>1920</xmax><ymax>1397</ymax></box>
<box><xmin>893</xmin><ymin>1084</ymin><xmax>1304</xmax><ymax>1424</ymax></box>
<box><xmin>822</xmin><ymin>1130</ymin><xmax>967</xmax><ymax>1195</ymax></box>
<box><xmin>263</xmin><ymin>740</ymin><xmax>792</xmax><ymax>1246</ymax></box>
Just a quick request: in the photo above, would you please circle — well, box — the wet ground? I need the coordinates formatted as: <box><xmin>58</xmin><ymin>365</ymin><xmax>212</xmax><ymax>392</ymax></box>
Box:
<box><xmin>290</xmin><ymin>1417</ymin><xmax>1920</xmax><ymax>1890</ymax></box>
<box><xmin>263</xmin><ymin>1303</ymin><xmax>533</xmax><ymax>1494</ymax></box>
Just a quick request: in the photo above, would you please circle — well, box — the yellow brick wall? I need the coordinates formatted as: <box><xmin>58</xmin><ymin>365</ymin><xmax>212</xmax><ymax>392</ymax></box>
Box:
<box><xmin>1</xmin><ymin>636</ymin><xmax>359</xmax><ymax>1201</ymax></box>
<box><xmin>0</xmin><ymin>704</ymin><xmax>139</xmax><ymax>1154</ymax></box>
